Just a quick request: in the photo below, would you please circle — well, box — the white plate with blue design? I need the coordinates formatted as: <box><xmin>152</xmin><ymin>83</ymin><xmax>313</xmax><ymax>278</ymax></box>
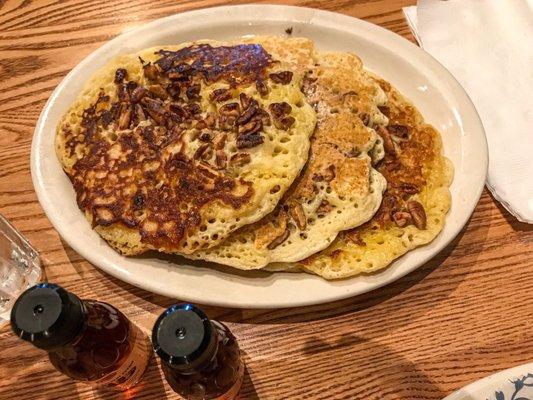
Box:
<box><xmin>444</xmin><ymin>362</ymin><xmax>533</xmax><ymax>400</ymax></box>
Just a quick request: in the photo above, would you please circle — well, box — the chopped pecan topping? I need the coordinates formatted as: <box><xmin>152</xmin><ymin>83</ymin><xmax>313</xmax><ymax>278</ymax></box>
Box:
<box><xmin>345</xmin><ymin>230</ymin><xmax>366</xmax><ymax>246</ymax></box>
<box><xmin>267</xmin><ymin>228</ymin><xmax>290</xmax><ymax>250</ymax></box>
<box><xmin>141</xmin><ymin>97</ymin><xmax>166</xmax><ymax>125</ymax></box>
<box><xmin>218</xmin><ymin>114</ymin><xmax>236</xmax><ymax>131</ymax></box>
<box><xmin>378</xmin><ymin>126</ymin><xmax>396</xmax><ymax>156</ymax></box>
<box><xmin>210</xmin><ymin>88</ymin><xmax>232</xmax><ymax>102</ymax></box>
<box><xmin>378</xmin><ymin>105</ymin><xmax>390</xmax><ymax>117</ymax></box>
<box><xmin>219</xmin><ymin>102</ymin><xmax>240</xmax><ymax>116</ymax></box>
<box><xmin>407</xmin><ymin>201</ymin><xmax>427</xmax><ymax>230</ymax></box>
<box><xmin>359</xmin><ymin>113</ymin><xmax>370</xmax><ymax>126</ymax></box>
<box><xmin>215</xmin><ymin>150</ymin><xmax>227</xmax><ymax>169</ymax></box>
<box><xmin>235</xmin><ymin>104</ymin><xmax>258</xmax><ymax>126</ymax></box>
<box><xmin>269</xmin><ymin>102</ymin><xmax>294</xmax><ymax>130</ymax></box>
<box><xmin>199</xmin><ymin>131</ymin><xmax>214</xmax><ymax>142</ymax></box>
<box><xmin>204</xmin><ymin>113</ymin><xmax>217</xmax><ymax>128</ymax></box>
<box><xmin>323</xmin><ymin>165</ymin><xmax>336</xmax><ymax>182</ymax></box>
<box><xmin>213</xmin><ymin>133</ymin><xmax>227</xmax><ymax>150</ymax></box>
<box><xmin>186</xmin><ymin>83</ymin><xmax>201</xmax><ymax>100</ymax></box>
<box><xmin>312</xmin><ymin>173</ymin><xmax>324</xmax><ymax>182</ymax></box>
<box><xmin>239</xmin><ymin>93</ymin><xmax>254</xmax><ymax>110</ymax></box>
<box><xmin>269</xmin><ymin>102</ymin><xmax>292</xmax><ymax>117</ymax></box>
<box><xmin>117</xmin><ymin>84</ymin><xmax>131</xmax><ymax>102</ymax></box>
<box><xmin>256</xmin><ymin>108</ymin><xmax>271</xmax><ymax>126</ymax></box>
<box><xmin>195</xmin><ymin>120</ymin><xmax>207</xmax><ymax>130</ymax></box>
<box><xmin>114</xmin><ymin>68</ymin><xmax>127</xmax><ymax>84</ymax></box>
<box><xmin>288</xmin><ymin>202</ymin><xmax>306</xmax><ymax>230</ymax></box>
<box><xmin>187</xmin><ymin>103</ymin><xmax>201</xmax><ymax>115</ymax></box>
<box><xmin>148</xmin><ymin>84</ymin><xmax>168</xmax><ymax>100</ymax></box>
<box><xmin>256</xmin><ymin>80</ymin><xmax>269</xmax><ymax>96</ymax></box>
<box><xmin>143</xmin><ymin>63</ymin><xmax>159</xmax><ymax>80</ymax></box>
<box><xmin>316</xmin><ymin>200</ymin><xmax>333</xmax><ymax>217</ymax></box>
<box><xmin>388</xmin><ymin>124</ymin><xmax>409</xmax><ymax>139</ymax></box>
<box><xmin>117</xmin><ymin>104</ymin><xmax>132</xmax><ymax>130</ymax></box>
<box><xmin>400</xmin><ymin>183</ymin><xmax>419</xmax><ymax>196</ymax></box>
<box><xmin>269</xmin><ymin>71</ymin><xmax>293</xmax><ymax>84</ymax></box>
<box><xmin>134</xmin><ymin>104</ymin><xmax>146</xmax><ymax>122</ymax></box>
<box><xmin>392</xmin><ymin>211</ymin><xmax>412</xmax><ymax>228</ymax></box>
<box><xmin>167</xmin><ymin>83</ymin><xmax>181</xmax><ymax>99</ymax></box>
<box><xmin>237</xmin><ymin>132</ymin><xmax>264</xmax><ymax>149</ymax></box>
<box><xmin>100</xmin><ymin>110</ymin><xmax>113</xmax><ymax>128</ymax></box>
<box><xmin>239</xmin><ymin>119</ymin><xmax>262</xmax><ymax>135</ymax></box>
<box><xmin>229</xmin><ymin>153</ymin><xmax>251</xmax><ymax>166</ymax></box>
<box><xmin>194</xmin><ymin>143</ymin><xmax>213</xmax><ymax>160</ymax></box>
<box><xmin>131</xmin><ymin>86</ymin><xmax>147</xmax><ymax>103</ymax></box>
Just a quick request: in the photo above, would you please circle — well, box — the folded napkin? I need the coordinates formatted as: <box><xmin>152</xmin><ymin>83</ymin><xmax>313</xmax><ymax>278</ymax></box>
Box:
<box><xmin>403</xmin><ymin>0</ymin><xmax>533</xmax><ymax>223</ymax></box>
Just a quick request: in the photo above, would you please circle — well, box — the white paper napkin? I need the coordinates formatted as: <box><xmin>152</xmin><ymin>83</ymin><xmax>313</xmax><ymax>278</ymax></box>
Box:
<box><xmin>403</xmin><ymin>0</ymin><xmax>533</xmax><ymax>223</ymax></box>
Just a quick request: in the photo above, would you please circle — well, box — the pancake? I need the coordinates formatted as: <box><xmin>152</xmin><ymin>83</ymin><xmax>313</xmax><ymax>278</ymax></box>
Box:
<box><xmin>55</xmin><ymin>37</ymin><xmax>316</xmax><ymax>255</ymax></box>
<box><xmin>187</xmin><ymin>52</ymin><xmax>388</xmax><ymax>269</ymax></box>
<box><xmin>269</xmin><ymin>75</ymin><xmax>453</xmax><ymax>279</ymax></box>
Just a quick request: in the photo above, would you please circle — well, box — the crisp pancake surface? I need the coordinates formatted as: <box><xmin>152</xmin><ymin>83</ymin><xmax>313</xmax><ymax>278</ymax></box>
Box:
<box><xmin>55</xmin><ymin>37</ymin><xmax>316</xmax><ymax>255</ymax></box>
<box><xmin>270</xmin><ymin>75</ymin><xmax>453</xmax><ymax>279</ymax></box>
<box><xmin>188</xmin><ymin>52</ymin><xmax>388</xmax><ymax>269</ymax></box>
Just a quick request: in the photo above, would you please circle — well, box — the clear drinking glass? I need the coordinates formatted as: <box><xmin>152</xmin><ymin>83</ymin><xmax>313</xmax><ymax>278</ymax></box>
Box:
<box><xmin>0</xmin><ymin>214</ymin><xmax>42</xmax><ymax>325</ymax></box>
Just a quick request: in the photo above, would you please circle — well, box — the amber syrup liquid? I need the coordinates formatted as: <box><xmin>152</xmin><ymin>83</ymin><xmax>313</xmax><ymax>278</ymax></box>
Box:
<box><xmin>162</xmin><ymin>321</ymin><xmax>244</xmax><ymax>400</ymax></box>
<box><xmin>48</xmin><ymin>300</ymin><xmax>151</xmax><ymax>390</ymax></box>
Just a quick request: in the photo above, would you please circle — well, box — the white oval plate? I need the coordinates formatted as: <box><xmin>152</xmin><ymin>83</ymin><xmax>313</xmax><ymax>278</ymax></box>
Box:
<box><xmin>444</xmin><ymin>362</ymin><xmax>533</xmax><ymax>400</ymax></box>
<box><xmin>31</xmin><ymin>5</ymin><xmax>487</xmax><ymax>308</ymax></box>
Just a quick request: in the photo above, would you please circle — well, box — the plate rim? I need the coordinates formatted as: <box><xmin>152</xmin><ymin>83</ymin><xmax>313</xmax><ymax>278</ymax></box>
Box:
<box><xmin>30</xmin><ymin>4</ymin><xmax>488</xmax><ymax>308</ymax></box>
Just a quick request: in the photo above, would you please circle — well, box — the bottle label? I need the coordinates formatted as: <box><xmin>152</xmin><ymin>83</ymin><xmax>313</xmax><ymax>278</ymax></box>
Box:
<box><xmin>92</xmin><ymin>323</ymin><xmax>151</xmax><ymax>390</ymax></box>
<box><xmin>214</xmin><ymin>357</ymin><xmax>245</xmax><ymax>400</ymax></box>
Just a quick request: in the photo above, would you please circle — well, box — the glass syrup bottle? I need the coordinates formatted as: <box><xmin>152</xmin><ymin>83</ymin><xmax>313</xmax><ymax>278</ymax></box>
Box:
<box><xmin>10</xmin><ymin>283</ymin><xmax>151</xmax><ymax>390</ymax></box>
<box><xmin>152</xmin><ymin>304</ymin><xmax>244</xmax><ymax>400</ymax></box>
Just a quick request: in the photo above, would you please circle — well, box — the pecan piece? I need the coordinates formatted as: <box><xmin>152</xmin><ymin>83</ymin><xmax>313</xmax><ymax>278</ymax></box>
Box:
<box><xmin>269</xmin><ymin>71</ymin><xmax>293</xmax><ymax>84</ymax></box>
<box><xmin>269</xmin><ymin>102</ymin><xmax>292</xmax><ymax>118</ymax></box>
<box><xmin>213</xmin><ymin>133</ymin><xmax>227</xmax><ymax>150</ymax></box>
<box><xmin>199</xmin><ymin>131</ymin><xmax>214</xmax><ymax>142</ymax></box>
<box><xmin>229</xmin><ymin>153</ymin><xmax>251</xmax><ymax>166</ymax></box>
<box><xmin>219</xmin><ymin>102</ymin><xmax>240</xmax><ymax>116</ymax></box>
<box><xmin>273</xmin><ymin>116</ymin><xmax>295</xmax><ymax>130</ymax></box>
<box><xmin>114</xmin><ymin>68</ymin><xmax>127</xmax><ymax>84</ymax></box>
<box><xmin>148</xmin><ymin>84</ymin><xmax>168</xmax><ymax>100</ymax></box>
<box><xmin>210</xmin><ymin>88</ymin><xmax>232</xmax><ymax>102</ymax></box>
<box><xmin>117</xmin><ymin>84</ymin><xmax>130</xmax><ymax>102</ymax></box>
<box><xmin>378</xmin><ymin>105</ymin><xmax>390</xmax><ymax>117</ymax></box>
<box><xmin>100</xmin><ymin>110</ymin><xmax>113</xmax><ymax>128</ymax></box>
<box><xmin>316</xmin><ymin>200</ymin><xmax>333</xmax><ymax>217</ymax></box>
<box><xmin>407</xmin><ymin>201</ymin><xmax>427</xmax><ymax>230</ymax></box>
<box><xmin>391</xmin><ymin>211</ymin><xmax>412</xmax><ymax>228</ymax></box>
<box><xmin>388</xmin><ymin>124</ymin><xmax>409</xmax><ymax>139</ymax></box>
<box><xmin>239</xmin><ymin>119</ymin><xmax>263</xmax><ymax>135</ymax></box>
<box><xmin>235</xmin><ymin>105</ymin><xmax>258</xmax><ymax>126</ymax></box>
<box><xmin>400</xmin><ymin>182</ymin><xmax>420</xmax><ymax>196</ymax></box>
<box><xmin>237</xmin><ymin>132</ymin><xmax>264</xmax><ymax>149</ymax></box>
<box><xmin>167</xmin><ymin>83</ymin><xmax>181</xmax><ymax>99</ymax></box>
<box><xmin>131</xmin><ymin>86</ymin><xmax>147</xmax><ymax>103</ymax></box>
<box><xmin>288</xmin><ymin>202</ymin><xmax>306</xmax><ymax>230</ymax></box>
<box><xmin>186</xmin><ymin>83</ymin><xmax>201</xmax><ymax>100</ymax></box>
<box><xmin>194</xmin><ymin>143</ymin><xmax>213</xmax><ymax>160</ymax></box>
<box><xmin>143</xmin><ymin>63</ymin><xmax>159</xmax><ymax>80</ymax></box>
<box><xmin>256</xmin><ymin>80</ymin><xmax>269</xmax><ymax>96</ymax></box>
<box><xmin>141</xmin><ymin>97</ymin><xmax>166</xmax><ymax>125</ymax></box>
<box><xmin>345</xmin><ymin>230</ymin><xmax>366</xmax><ymax>246</ymax></box>
<box><xmin>267</xmin><ymin>228</ymin><xmax>290</xmax><ymax>250</ymax></box>
<box><xmin>134</xmin><ymin>104</ymin><xmax>146</xmax><ymax>122</ymax></box>
<box><xmin>323</xmin><ymin>165</ymin><xmax>336</xmax><ymax>182</ymax></box>
<box><xmin>215</xmin><ymin>150</ymin><xmax>227</xmax><ymax>169</ymax></box>
<box><xmin>377</xmin><ymin>126</ymin><xmax>396</xmax><ymax>156</ymax></box>
<box><xmin>204</xmin><ymin>112</ymin><xmax>217</xmax><ymax>128</ymax></box>
<box><xmin>239</xmin><ymin>93</ymin><xmax>253</xmax><ymax>110</ymax></box>
<box><xmin>117</xmin><ymin>103</ymin><xmax>132</xmax><ymax>129</ymax></box>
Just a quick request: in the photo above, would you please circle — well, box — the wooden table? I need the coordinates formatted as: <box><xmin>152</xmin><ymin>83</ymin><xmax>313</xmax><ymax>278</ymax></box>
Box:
<box><xmin>0</xmin><ymin>1</ymin><xmax>531</xmax><ymax>399</ymax></box>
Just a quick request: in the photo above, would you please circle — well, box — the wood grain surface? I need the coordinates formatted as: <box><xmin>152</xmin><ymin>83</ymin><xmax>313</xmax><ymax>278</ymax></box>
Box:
<box><xmin>0</xmin><ymin>1</ymin><xmax>531</xmax><ymax>399</ymax></box>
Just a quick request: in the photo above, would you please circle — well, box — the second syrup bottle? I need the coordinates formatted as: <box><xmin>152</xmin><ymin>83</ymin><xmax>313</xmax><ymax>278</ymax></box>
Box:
<box><xmin>152</xmin><ymin>304</ymin><xmax>244</xmax><ymax>400</ymax></box>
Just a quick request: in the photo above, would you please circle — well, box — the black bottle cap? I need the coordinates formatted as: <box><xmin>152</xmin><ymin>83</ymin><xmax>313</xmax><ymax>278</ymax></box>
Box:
<box><xmin>152</xmin><ymin>304</ymin><xmax>214</xmax><ymax>369</ymax></box>
<box><xmin>10</xmin><ymin>283</ymin><xmax>85</xmax><ymax>350</ymax></box>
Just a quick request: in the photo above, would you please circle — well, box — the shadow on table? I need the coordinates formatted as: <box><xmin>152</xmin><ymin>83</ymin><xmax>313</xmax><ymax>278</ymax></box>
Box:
<box><xmin>62</xmin><ymin>191</ymin><xmax>489</xmax><ymax>332</ymax></box>
<box><xmin>488</xmin><ymin>189</ymin><xmax>532</xmax><ymax>233</ymax></box>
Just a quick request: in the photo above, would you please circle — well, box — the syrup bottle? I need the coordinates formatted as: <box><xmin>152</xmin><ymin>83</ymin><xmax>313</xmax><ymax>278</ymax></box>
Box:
<box><xmin>152</xmin><ymin>304</ymin><xmax>244</xmax><ymax>400</ymax></box>
<box><xmin>10</xmin><ymin>283</ymin><xmax>151</xmax><ymax>390</ymax></box>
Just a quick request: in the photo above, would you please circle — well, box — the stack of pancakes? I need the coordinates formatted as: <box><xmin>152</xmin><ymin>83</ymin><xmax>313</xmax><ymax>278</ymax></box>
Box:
<box><xmin>56</xmin><ymin>37</ymin><xmax>452</xmax><ymax>279</ymax></box>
